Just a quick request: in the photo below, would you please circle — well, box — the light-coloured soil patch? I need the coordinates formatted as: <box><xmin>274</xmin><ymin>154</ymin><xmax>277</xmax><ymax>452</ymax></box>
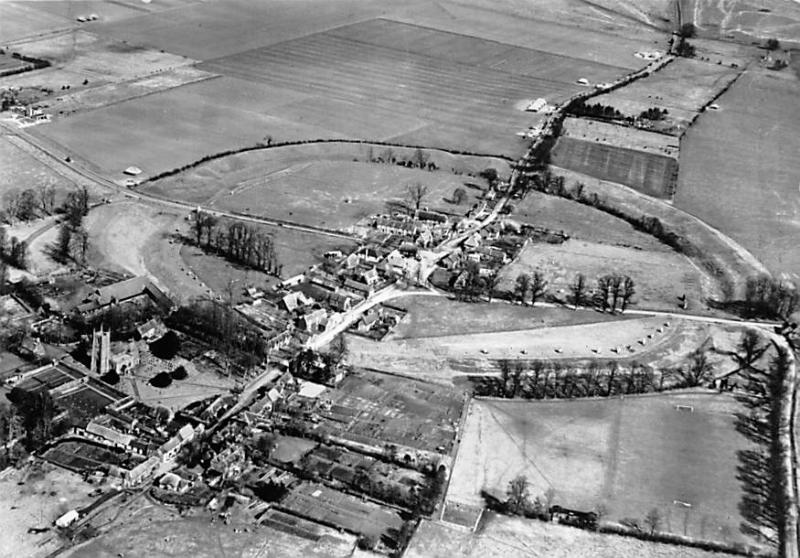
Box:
<box><xmin>406</xmin><ymin>515</ymin><xmax>742</xmax><ymax>558</ymax></box>
<box><xmin>84</xmin><ymin>201</ymin><xmax>208</xmax><ymax>303</ymax></box>
<box><xmin>0</xmin><ymin>30</ymin><xmax>194</xmax><ymax>93</ymax></box>
<box><xmin>498</xmin><ymin>240</ymin><xmax>707</xmax><ymax>311</ymax></box>
<box><xmin>0</xmin><ymin>462</ymin><xmax>97</xmax><ymax>558</ymax></box>
<box><xmin>347</xmin><ymin>317</ymin><xmax>682</xmax><ymax>381</ymax></box>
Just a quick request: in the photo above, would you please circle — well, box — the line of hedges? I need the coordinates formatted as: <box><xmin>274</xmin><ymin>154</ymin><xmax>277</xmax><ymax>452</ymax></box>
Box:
<box><xmin>141</xmin><ymin>139</ymin><xmax>514</xmax><ymax>184</ymax></box>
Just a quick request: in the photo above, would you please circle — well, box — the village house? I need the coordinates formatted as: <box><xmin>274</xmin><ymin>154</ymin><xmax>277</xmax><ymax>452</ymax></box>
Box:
<box><xmin>375</xmin><ymin>216</ymin><xmax>417</xmax><ymax>237</ymax></box>
<box><xmin>75</xmin><ymin>276</ymin><xmax>173</xmax><ymax>316</ymax></box>
<box><xmin>298</xmin><ymin>308</ymin><xmax>328</xmax><ymax>332</ymax></box>
<box><xmin>281</xmin><ymin>291</ymin><xmax>315</xmax><ymax>313</ymax></box>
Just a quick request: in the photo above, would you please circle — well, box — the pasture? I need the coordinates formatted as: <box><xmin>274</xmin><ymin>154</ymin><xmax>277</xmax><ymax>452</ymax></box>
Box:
<box><xmin>446</xmin><ymin>394</ymin><xmax>766</xmax><ymax>550</ymax></box>
<box><xmin>591</xmin><ymin>58</ymin><xmax>740</xmax><ymax>132</ymax></box>
<box><xmin>388</xmin><ymin>295</ymin><xmax>635</xmax><ymax>340</ymax></box>
<box><xmin>0</xmin><ymin>134</ymin><xmax>78</xmax><ymax>201</ymax></box>
<box><xmin>512</xmin><ymin>190</ymin><xmax>669</xmax><ymax>250</ymax></box>
<box><xmin>551</xmin><ymin>137</ymin><xmax>678</xmax><ymax>198</ymax></box>
<box><xmin>675</xmin><ymin>69</ymin><xmax>800</xmax><ymax>281</ymax></box>
<box><xmin>145</xmin><ymin>142</ymin><xmax>509</xmax><ymax>230</ymax></box>
<box><xmin>64</xmin><ymin>500</ymin><xmax>358</xmax><ymax>558</ymax></box>
<box><xmin>498</xmin><ymin>239</ymin><xmax>706</xmax><ymax>311</ymax></box>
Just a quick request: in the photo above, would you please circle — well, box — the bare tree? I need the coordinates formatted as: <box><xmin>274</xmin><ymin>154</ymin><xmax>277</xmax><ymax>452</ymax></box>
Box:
<box><xmin>485</xmin><ymin>272</ymin><xmax>501</xmax><ymax>302</ymax></box>
<box><xmin>515</xmin><ymin>273</ymin><xmax>530</xmax><ymax>305</ymax></box>
<box><xmin>530</xmin><ymin>271</ymin><xmax>548</xmax><ymax>305</ymax></box>
<box><xmin>506</xmin><ymin>474</ymin><xmax>530</xmax><ymax>515</ymax></box>
<box><xmin>734</xmin><ymin>330</ymin><xmax>768</xmax><ymax>370</ymax></box>
<box><xmin>405</xmin><ymin>182</ymin><xmax>428</xmax><ymax>213</ymax></box>
<box><xmin>644</xmin><ymin>507</ymin><xmax>661</xmax><ymax>534</ymax></box>
<box><xmin>609</xmin><ymin>275</ymin><xmax>623</xmax><ymax>312</ymax></box>
<box><xmin>681</xmin><ymin>348</ymin><xmax>714</xmax><ymax>387</ymax></box>
<box><xmin>620</xmin><ymin>276</ymin><xmax>635</xmax><ymax>311</ymax></box>
<box><xmin>596</xmin><ymin>275</ymin><xmax>611</xmax><ymax>312</ymax></box>
<box><xmin>570</xmin><ymin>273</ymin><xmax>586</xmax><ymax>308</ymax></box>
<box><xmin>37</xmin><ymin>184</ymin><xmax>56</xmax><ymax>215</ymax></box>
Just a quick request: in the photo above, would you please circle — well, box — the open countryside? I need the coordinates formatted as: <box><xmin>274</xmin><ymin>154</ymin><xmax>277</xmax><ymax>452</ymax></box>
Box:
<box><xmin>0</xmin><ymin>1</ymin><xmax>799</xmax><ymax>558</ymax></box>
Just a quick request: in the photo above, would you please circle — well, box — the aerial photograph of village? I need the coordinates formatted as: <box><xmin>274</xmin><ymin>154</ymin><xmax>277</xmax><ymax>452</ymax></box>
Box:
<box><xmin>0</xmin><ymin>0</ymin><xmax>798</xmax><ymax>557</ymax></box>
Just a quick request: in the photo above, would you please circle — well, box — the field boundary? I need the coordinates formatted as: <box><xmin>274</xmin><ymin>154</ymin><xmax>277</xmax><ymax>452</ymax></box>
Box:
<box><xmin>141</xmin><ymin>139</ymin><xmax>515</xmax><ymax>185</ymax></box>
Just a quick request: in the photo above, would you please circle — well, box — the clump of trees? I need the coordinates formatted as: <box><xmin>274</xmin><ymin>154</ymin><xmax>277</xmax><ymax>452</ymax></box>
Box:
<box><xmin>149</xmin><ymin>371</ymin><xmax>173</xmax><ymax>388</ymax></box>
<box><xmin>167</xmin><ymin>299</ymin><xmax>269</xmax><ymax>373</ymax></box>
<box><xmin>638</xmin><ymin>107</ymin><xmax>668</xmax><ymax>121</ymax></box>
<box><xmin>675</xmin><ymin>37</ymin><xmax>696</xmax><ymax>58</ymax></box>
<box><xmin>594</xmin><ymin>274</ymin><xmax>635</xmax><ymax>313</ymax></box>
<box><xmin>743</xmin><ymin>275</ymin><xmax>798</xmax><ymax>319</ymax></box>
<box><xmin>54</xmin><ymin>186</ymin><xmax>90</xmax><ymax>265</ymax></box>
<box><xmin>483</xmin><ymin>474</ymin><xmax>556</xmax><ymax>520</ymax></box>
<box><xmin>764</xmin><ymin>38</ymin><xmax>780</xmax><ymax>51</ymax></box>
<box><xmin>514</xmin><ymin>271</ymin><xmax>548</xmax><ymax>305</ymax></box>
<box><xmin>190</xmin><ymin>212</ymin><xmax>281</xmax><ymax>275</ymax></box>
<box><xmin>6</xmin><ymin>387</ymin><xmax>57</xmax><ymax>449</ymax></box>
<box><xmin>0</xmin><ymin>226</ymin><xmax>28</xmax><ymax>270</ymax></box>
<box><xmin>150</xmin><ymin>330</ymin><xmax>181</xmax><ymax>360</ymax></box>
<box><xmin>569</xmin><ymin>100</ymin><xmax>626</xmax><ymax>120</ymax></box>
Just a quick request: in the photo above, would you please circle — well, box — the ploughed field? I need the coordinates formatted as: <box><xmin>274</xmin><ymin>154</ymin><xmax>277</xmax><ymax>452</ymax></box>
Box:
<box><xmin>446</xmin><ymin>394</ymin><xmax>769</xmax><ymax>551</ymax></box>
<box><xmin>34</xmin><ymin>14</ymin><xmax>638</xmax><ymax>177</ymax></box>
<box><xmin>551</xmin><ymin>136</ymin><xmax>679</xmax><ymax>198</ymax></box>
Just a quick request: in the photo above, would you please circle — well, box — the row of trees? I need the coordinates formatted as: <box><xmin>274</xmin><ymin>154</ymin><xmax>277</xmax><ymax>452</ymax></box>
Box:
<box><xmin>513</xmin><ymin>271</ymin><xmax>548</xmax><ymax>305</ymax></box>
<box><xmin>476</xmin><ymin>349</ymin><xmax>716</xmax><ymax>400</ymax></box>
<box><xmin>190</xmin><ymin>212</ymin><xmax>281</xmax><ymax>275</ymax></box>
<box><xmin>568</xmin><ymin>100</ymin><xmax>626</xmax><ymax>121</ymax></box>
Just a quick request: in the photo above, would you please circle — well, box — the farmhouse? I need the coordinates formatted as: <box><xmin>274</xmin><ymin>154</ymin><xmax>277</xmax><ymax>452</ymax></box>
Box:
<box><xmin>75</xmin><ymin>276</ymin><xmax>172</xmax><ymax>316</ymax></box>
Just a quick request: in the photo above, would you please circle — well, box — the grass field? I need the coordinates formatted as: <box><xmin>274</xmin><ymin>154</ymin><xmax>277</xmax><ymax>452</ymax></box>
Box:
<box><xmin>512</xmin><ymin>190</ymin><xmax>669</xmax><ymax>250</ymax></box>
<box><xmin>498</xmin><ymin>239</ymin><xmax>707</xmax><ymax>311</ymax></box>
<box><xmin>0</xmin><ymin>133</ymin><xmax>78</xmax><ymax>202</ymax></box>
<box><xmin>388</xmin><ymin>295</ymin><xmax>637</xmax><ymax>340</ymax></box>
<box><xmin>551</xmin><ymin>167</ymin><xmax>765</xmax><ymax>300</ymax></box>
<box><xmin>64</xmin><ymin>499</ymin><xmax>358</xmax><ymax>558</ymax></box>
<box><xmin>675</xmin><ymin>69</ymin><xmax>800</xmax><ymax>281</ymax></box>
<box><xmin>146</xmin><ymin>150</ymin><xmax>500</xmax><ymax>231</ymax></box>
<box><xmin>590</xmin><ymin>58</ymin><xmax>741</xmax><ymax>132</ymax></box>
<box><xmin>551</xmin><ymin>137</ymin><xmax>678</xmax><ymax>198</ymax></box>
<box><xmin>406</xmin><ymin>515</ymin><xmax>742</xmax><ymax>558</ymax></box>
<box><xmin>446</xmin><ymin>394</ymin><xmax>764</xmax><ymax>549</ymax></box>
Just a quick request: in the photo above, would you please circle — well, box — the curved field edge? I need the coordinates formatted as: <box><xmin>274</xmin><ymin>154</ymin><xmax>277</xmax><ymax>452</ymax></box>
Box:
<box><xmin>546</xmin><ymin>167</ymin><xmax>767</xmax><ymax>302</ymax></box>
<box><xmin>139</xmin><ymin>139</ymin><xmax>515</xmax><ymax>184</ymax></box>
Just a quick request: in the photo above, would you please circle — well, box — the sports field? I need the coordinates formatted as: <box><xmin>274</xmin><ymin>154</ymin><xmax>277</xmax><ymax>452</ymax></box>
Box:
<box><xmin>446</xmin><ymin>394</ymin><xmax>765</xmax><ymax>549</ymax></box>
<box><xmin>551</xmin><ymin>137</ymin><xmax>678</xmax><ymax>198</ymax></box>
<box><xmin>675</xmin><ymin>69</ymin><xmax>800</xmax><ymax>281</ymax></box>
